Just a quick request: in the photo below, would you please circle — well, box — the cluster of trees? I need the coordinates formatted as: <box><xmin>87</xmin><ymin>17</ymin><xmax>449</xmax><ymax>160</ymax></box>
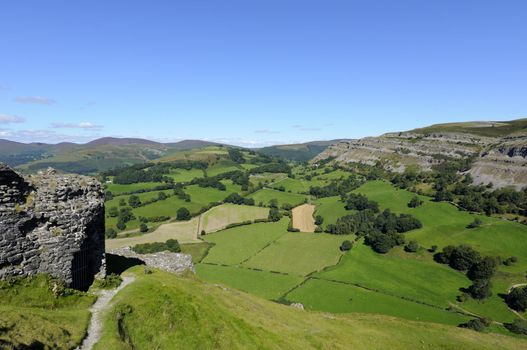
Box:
<box><xmin>407</xmin><ymin>196</ymin><xmax>423</xmax><ymax>208</ymax></box>
<box><xmin>345</xmin><ymin>193</ymin><xmax>379</xmax><ymax>212</ymax></box>
<box><xmin>250</xmin><ymin>162</ymin><xmax>291</xmax><ymax>175</ymax></box>
<box><xmin>309</xmin><ymin>175</ymin><xmax>363</xmax><ymax>198</ymax></box>
<box><xmin>116</xmin><ymin>207</ymin><xmax>135</xmax><ymax>230</ymax></box>
<box><xmin>268</xmin><ymin>207</ymin><xmax>282</xmax><ymax>222</ymax></box>
<box><xmin>325</xmin><ymin>208</ymin><xmax>422</xmax><ymax>254</ymax></box>
<box><xmin>132</xmin><ymin>239</ymin><xmax>181</xmax><ymax>254</ymax></box>
<box><xmin>191</xmin><ymin>176</ymin><xmax>227</xmax><ymax>191</ymax></box>
<box><xmin>223</xmin><ymin>193</ymin><xmax>255</xmax><ymax>206</ymax></box>
<box><xmin>228</xmin><ymin>148</ymin><xmax>245</xmax><ymax>164</ymax></box>
<box><xmin>176</xmin><ymin>207</ymin><xmax>191</xmax><ymax>221</ymax></box>
<box><xmin>434</xmin><ymin>245</ymin><xmax>496</xmax><ymax>299</ymax></box>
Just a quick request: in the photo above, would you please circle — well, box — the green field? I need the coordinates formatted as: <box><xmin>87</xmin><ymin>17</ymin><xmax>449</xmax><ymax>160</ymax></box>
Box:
<box><xmin>201</xmin><ymin>203</ymin><xmax>269</xmax><ymax>233</ymax></box>
<box><xmin>243</xmin><ymin>232</ymin><xmax>346</xmax><ymax>276</ymax></box>
<box><xmin>201</xmin><ymin>219</ymin><xmax>289</xmax><ymax>265</ymax></box>
<box><xmin>248</xmin><ymin>188</ymin><xmax>308</xmax><ymax>207</ymax></box>
<box><xmin>286</xmin><ymin>278</ymin><xmax>469</xmax><ymax>325</ymax></box>
<box><xmin>316</xmin><ymin>242</ymin><xmax>471</xmax><ymax>308</ymax></box>
<box><xmin>314</xmin><ymin>196</ymin><xmax>349</xmax><ymax>227</ymax></box>
<box><xmin>106</xmin><ymin>181</ymin><xmax>163</xmax><ymax>195</ymax></box>
<box><xmin>196</xmin><ymin>264</ymin><xmax>303</xmax><ymax>299</ymax></box>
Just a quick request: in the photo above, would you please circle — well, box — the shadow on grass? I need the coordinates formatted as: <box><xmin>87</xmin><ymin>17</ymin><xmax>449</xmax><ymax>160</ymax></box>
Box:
<box><xmin>106</xmin><ymin>253</ymin><xmax>145</xmax><ymax>275</ymax></box>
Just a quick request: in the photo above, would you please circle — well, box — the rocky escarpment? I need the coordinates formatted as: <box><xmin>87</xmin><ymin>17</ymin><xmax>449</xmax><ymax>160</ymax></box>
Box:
<box><xmin>0</xmin><ymin>164</ymin><xmax>105</xmax><ymax>290</ymax></box>
<box><xmin>314</xmin><ymin>121</ymin><xmax>527</xmax><ymax>189</ymax></box>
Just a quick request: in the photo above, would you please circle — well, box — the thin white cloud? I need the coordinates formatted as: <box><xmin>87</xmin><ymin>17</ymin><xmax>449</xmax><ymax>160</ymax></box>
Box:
<box><xmin>51</xmin><ymin>121</ymin><xmax>103</xmax><ymax>130</ymax></box>
<box><xmin>14</xmin><ymin>96</ymin><xmax>56</xmax><ymax>105</ymax></box>
<box><xmin>0</xmin><ymin>114</ymin><xmax>25</xmax><ymax>124</ymax></box>
<box><xmin>0</xmin><ymin>128</ymin><xmax>100</xmax><ymax>143</ymax></box>
<box><xmin>254</xmin><ymin>129</ymin><xmax>280</xmax><ymax>134</ymax></box>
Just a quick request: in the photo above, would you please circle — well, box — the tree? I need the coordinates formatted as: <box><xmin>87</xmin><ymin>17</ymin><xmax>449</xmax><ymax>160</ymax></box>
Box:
<box><xmin>139</xmin><ymin>223</ymin><xmax>148</xmax><ymax>233</ymax></box>
<box><xmin>340</xmin><ymin>240</ymin><xmax>353</xmax><ymax>251</ymax></box>
<box><xmin>105</xmin><ymin>190</ymin><xmax>114</xmax><ymax>200</ymax></box>
<box><xmin>128</xmin><ymin>195</ymin><xmax>141</xmax><ymax>208</ymax></box>
<box><xmin>119</xmin><ymin>198</ymin><xmax>126</xmax><ymax>206</ymax></box>
<box><xmin>228</xmin><ymin>148</ymin><xmax>245</xmax><ymax>164</ymax></box>
<box><xmin>408</xmin><ymin>196</ymin><xmax>423</xmax><ymax>208</ymax></box>
<box><xmin>281</xmin><ymin>203</ymin><xmax>293</xmax><ymax>211</ymax></box>
<box><xmin>506</xmin><ymin>286</ymin><xmax>527</xmax><ymax>312</ymax></box>
<box><xmin>315</xmin><ymin>215</ymin><xmax>324</xmax><ymax>226</ymax></box>
<box><xmin>269</xmin><ymin>199</ymin><xmax>278</xmax><ymax>208</ymax></box>
<box><xmin>268</xmin><ymin>207</ymin><xmax>282</xmax><ymax>222</ymax></box>
<box><xmin>108</xmin><ymin>206</ymin><xmax>119</xmax><ymax>217</ymax></box>
<box><xmin>176</xmin><ymin>207</ymin><xmax>191</xmax><ymax>221</ymax></box>
<box><xmin>105</xmin><ymin>228</ymin><xmax>117</xmax><ymax>239</ymax></box>
<box><xmin>158</xmin><ymin>192</ymin><xmax>167</xmax><ymax>200</ymax></box>
<box><xmin>467</xmin><ymin>256</ymin><xmax>497</xmax><ymax>281</ymax></box>
<box><xmin>404</xmin><ymin>240</ymin><xmax>419</xmax><ymax>253</ymax></box>
<box><xmin>468</xmin><ymin>279</ymin><xmax>492</xmax><ymax>299</ymax></box>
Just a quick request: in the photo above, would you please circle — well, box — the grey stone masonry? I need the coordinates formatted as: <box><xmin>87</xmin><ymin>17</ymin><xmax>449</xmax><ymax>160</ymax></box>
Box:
<box><xmin>0</xmin><ymin>163</ymin><xmax>105</xmax><ymax>290</ymax></box>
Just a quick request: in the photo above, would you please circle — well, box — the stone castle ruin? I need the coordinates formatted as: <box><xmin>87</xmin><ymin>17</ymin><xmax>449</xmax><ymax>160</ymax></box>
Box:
<box><xmin>0</xmin><ymin>163</ymin><xmax>105</xmax><ymax>290</ymax></box>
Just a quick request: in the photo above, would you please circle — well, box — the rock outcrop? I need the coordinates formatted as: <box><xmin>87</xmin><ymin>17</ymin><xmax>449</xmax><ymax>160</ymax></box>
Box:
<box><xmin>108</xmin><ymin>247</ymin><xmax>194</xmax><ymax>274</ymax></box>
<box><xmin>314</xmin><ymin>121</ymin><xmax>527</xmax><ymax>189</ymax></box>
<box><xmin>0</xmin><ymin>164</ymin><xmax>105</xmax><ymax>290</ymax></box>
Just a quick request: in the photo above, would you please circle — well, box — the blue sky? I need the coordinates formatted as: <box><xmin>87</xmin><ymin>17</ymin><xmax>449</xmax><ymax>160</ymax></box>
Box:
<box><xmin>0</xmin><ymin>1</ymin><xmax>526</xmax><ymax>147</ymax></box>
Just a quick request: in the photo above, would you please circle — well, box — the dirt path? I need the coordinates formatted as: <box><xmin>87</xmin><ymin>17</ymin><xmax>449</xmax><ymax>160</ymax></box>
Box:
<box><xmin>79</xmin><ymin>276</ymin><xmax>136</xmax><ymax>350</ymax></box>
<box><xmin>292</xmin><ymin>204</ymin><xmax>316</xmax><ymax>232</ymax></box>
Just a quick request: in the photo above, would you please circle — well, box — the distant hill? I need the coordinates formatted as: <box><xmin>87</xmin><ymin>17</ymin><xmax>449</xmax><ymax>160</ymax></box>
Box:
<box><xmin>314</xmin><ymin>118</ymin><xmax>527</xmax><ymax>189</ymax></box>
<box><xmin>0</xmin><ymin>137</ymin><xmax>229</xmax><ymax>174</ymax></box>
<box><xmin>258</xmin><ymin>140</ymin><xmax>347</xmax><ymax>161</ymax></box>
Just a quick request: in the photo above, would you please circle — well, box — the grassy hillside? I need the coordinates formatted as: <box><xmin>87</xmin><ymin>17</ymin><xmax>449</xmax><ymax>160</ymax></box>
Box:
<box><xmin>408</xmin><ymin>118</ymin><xmax>527</xmax><ymax>137</ymax></box>
<box><xmin>258</xmin><ymin>140</ymin><xmax>344</xmax><ymax>161</ymax></box>
<box><xmin>94</xmin><ymin>266</ymin><xmax>526</xmax><ymax>349</ymax></box>
<box><xmin>0</xmin><ymin>275</ymin><xmax>95</xmax><ymax>349</ymax></box>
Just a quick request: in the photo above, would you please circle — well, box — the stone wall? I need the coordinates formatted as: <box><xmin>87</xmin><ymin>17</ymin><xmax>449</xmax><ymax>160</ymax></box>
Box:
<box><xmin>0</xmin><ymin>163</ymin><xmax>105</xmax><ymax>290</ymax></box>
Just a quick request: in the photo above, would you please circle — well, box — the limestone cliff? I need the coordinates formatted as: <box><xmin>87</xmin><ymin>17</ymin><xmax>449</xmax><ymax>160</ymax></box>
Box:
<box><xmin>0</xmin><ymin>164</ymin><xmax>105</xmax><ymax>290</ymax></box>
<box><xmin>313</xmin><ymin>119</ymin><xmax>527</xmax><ymax>189</ymax></box>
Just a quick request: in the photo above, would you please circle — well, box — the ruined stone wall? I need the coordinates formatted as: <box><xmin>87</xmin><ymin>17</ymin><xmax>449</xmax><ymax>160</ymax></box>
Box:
<box><xmin>0</xmin><ymin>164</ymin><xmax>105</xmax><ymax>290</ymax></box>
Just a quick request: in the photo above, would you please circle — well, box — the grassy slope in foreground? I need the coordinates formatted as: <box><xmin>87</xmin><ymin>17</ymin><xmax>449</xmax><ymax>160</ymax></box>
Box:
<box><xmin>95</xmin><ymin>267</ymin><xmax>526</xmax><ymax>350</ymax></box>
<box><xmin>0</xmin><ymin>275</ymin><xmax>95</xmax><ymax>349</ymax></box>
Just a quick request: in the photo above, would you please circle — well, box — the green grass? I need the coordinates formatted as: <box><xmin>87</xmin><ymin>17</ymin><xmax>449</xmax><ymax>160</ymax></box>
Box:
<box><xmin>201</xmin><ymin>203</ymin><xmax>269</xmax><ymax>233</ymax></box>
<box><xmin>95</xmin><ymin>266</ymin><xmax>526</xmax><ymax>349</ymax></box>
<box><xmin>248</xmin><ymin>188</ymin><xmax>307</xmax><ymax>207</ymax></box>
<box><xmin>271</xmin><ymin>177</ymin><xmax>312</xmax><ymax>193</ymax></box>
<box><xmin>243</xmin><ymin>232</ymin><xmax>346</xmax><ymax>276</ymax></box>
<box><xmin>167</xmin><ymin>168</ymin><xmax>204</xmax><ymax>182</ymax></box>
<box><xmin>202</xmin><ymin>219</ymin><xmax>289</xmax><ymax>265</ymax></box>
<box><xmin>0</xmin><ymin>275</ymin><xmax>95</xmax><ymax>349</ymax></box>
<box><xmin>286</xmin><ymin>278</ymin><xmax>470</xmax><ymax>326</ymax></box>
<box><xmin>316</xmin><ymin>242</ymin><xmax>471</xmax><ymax>308</ymax></box>
<box><xmin>106</xmin><ymin>182</ymin><xmax>163</xmax><ymax>195</ymax></box>
<box><xmin>314</xmin><ymin>196</ymin><xmax>349</xmax><ymax>228</ymax></box>
<box><xmin>196</xmin><ymin>264</ymin><xmax>304</xmax><ymax>300</ymax></box>
<box><xmin>180</xmin><ymin>242</ymin><xmax>214</xmax><ymax>263</ymax></box>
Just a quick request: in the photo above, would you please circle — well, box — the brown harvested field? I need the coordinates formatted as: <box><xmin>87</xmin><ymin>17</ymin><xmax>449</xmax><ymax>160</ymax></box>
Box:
<box><xmin>105</xmin><ymin>217</ymin><xmax>200</xmax><ymax>250</ymax></box>
<box><xmin>292</xmin><ymin>204</ymin><xmax>316</xmax><ymax>232</ymax></box>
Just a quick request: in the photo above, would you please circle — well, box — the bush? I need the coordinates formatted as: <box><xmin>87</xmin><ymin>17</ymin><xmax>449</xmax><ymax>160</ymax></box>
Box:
<box><xmin>404</xmin><ymin>240</ymin><xmax>419</xmax><ymax>253</ymax></box>
<box><xmin>505</xmin><ymin>286</ymin><xmax>527</xmax><ymax>312</ymax></box>
<box><xmin>132</xmin><ymin>239</ymin><xmax>181</xmax><ymax>254</ymax></box>
<box><xmin>429</xmin><ymin>245</ymin><xmax>438</xmax><ymax>253</ymax></box>
<box><xmin>139</xmin><ymin>223</ymin><xmax>148</xmax><ymax>233</ymax></box>
<box><xmin>340</xmin><ymin>240</ymin><xmax>353</xmax><ymax>251</ymax></box>
<box><xmin>176</xmin><ymin>207</ymin><xmax>191</xmax><ymax>221</ymax></box>
<box><xmin>128</xmin><ymin>195</ymin><xmax>141</xmax><ymax>208</ymax></box>
<box><xmin>225</xmin><ymin>221</ymin><xmax>252</xmax><ymax>229</ymax></box>
<box><xmin>434</xmin><ymin>245</ymin><xmax>481</xmax><ymax>271</ymax></box>
<box><xmin>315</xmin><ymin>215</ymin><xmax>324</xmax><ymax>225</ymax></box>
<box><xmin>93</xmin><ymin>273</ymin><xmax>122</xmax><ymax>289</ymax></box>
<box><xmin>105</xmin><ymin>228</ymin><xmax>117</xmax><ymax>239</ymax></box>
<box><xmin>108</xmin><ymin>206</ymin><xmax>119</xmax><ymax>217</ymax></box>
<box><xmin>467</xmin><ymin>218</ymin><xmax>483</xmax><ymax>229</ymax></box>
<box><xmin>467</xmin><ymin>256</ymin><xmax>496</xmax><ymax>281</ymax></box>
<box><xmin>408</xmin><ymin>196</ymin><xmax>423</xmax><ymax>208</ymax></box>
<box><xmin>116</xmin><ymin>220</ymin><xmax>126</xmax><ymax>231</ymax></box>
<box><xmin>458</xmin><ymin>318</ymin><xmax>487</xmax><ymax>332</ymax></box>
<box><xmin>503</xmin><ymin>256</ymin><xmax>518</xmax><ymax>266</ymax></box>
<box><xmin>268</xmin><ymin>207</ymin><xmax>282</xmax><ymax>222</ymax></box>
<box><xmin>504</xmin><ymin>319</ymin><xmax>527</xmax><ymax>335</ymax></box>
